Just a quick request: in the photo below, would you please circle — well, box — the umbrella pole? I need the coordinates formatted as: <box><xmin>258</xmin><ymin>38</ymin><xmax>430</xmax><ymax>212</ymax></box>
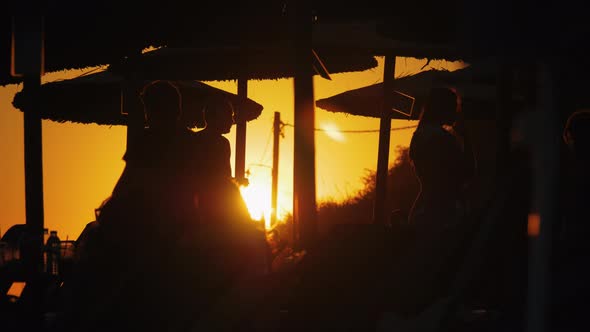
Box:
<box><xmin>123</xmin><ymin>79</ymin><xmax>144</xmax><ymax>155</ymax></box>
<box><xmin>525</xmin><ymin>59</ymin><xmax>560</xmax><ymax>332</ymax></box>
<box><xmin>271</xmin><ymin>111</ymin><xmax>281</xmax><ymax>227</ymax></box>
<box><xmin>12</xmin><ymin>16</ymin><xmax>46</xmax><ymax>277</ymax></box>
<box><xmin>292</xmin><ymin>0</ymin><xmax>317</xmax><ymax>250</ymax></box>
<box><xmin>372</xmin><ymin>55</ymin><xmax>396</xmax><ymax>225</ymax></box>
<box><xmin>235</xmin><ymin>78</ymin><xmax>247</xmax><ymax>183</ymax></box>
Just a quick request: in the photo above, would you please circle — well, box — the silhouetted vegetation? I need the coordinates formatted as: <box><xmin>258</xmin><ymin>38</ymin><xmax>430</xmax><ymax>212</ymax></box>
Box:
<box><xmin>316</xmin><ymin>146</ymin><xmax>420</xmax><ymax>235</ymax></box>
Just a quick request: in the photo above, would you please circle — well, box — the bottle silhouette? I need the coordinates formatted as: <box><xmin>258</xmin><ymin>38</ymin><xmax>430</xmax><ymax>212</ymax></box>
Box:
<box><xmin>45</xmin><ymin>230</ymin><xmax>61</xmax><ymax>276</ymax></box>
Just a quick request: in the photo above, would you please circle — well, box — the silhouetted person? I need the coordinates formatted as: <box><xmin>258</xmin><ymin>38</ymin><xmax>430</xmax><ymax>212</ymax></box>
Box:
<box><xmin>381</xmin><ymin>87</ymin><xmax>476</xmax><ymax>317</ymax></box>
<box><xmin>192</xmin><ymin>98</ymin><xmax>252</xmax><ymax>225</ymax></box>
<box><xmin>408</xmin><ymin>86</ymin><xmax>475</xmax><ymax>228</ymax></box>
<box><xmin>552</xmin><ymin>110</ymin><xmax>590</xmax><ymax>331</ymax></box>
<box><xmin>112</xmin><ymin>80</ymin><xmax>198</xmax><ymax>208</ymax></box>
<box><xmin>193</xmin><ymin>97</ymin><xmax>234</xmax><ymax>180</ymax></box>
<box><xmin>63</xmin><ymin>81</ymin><xmax>202</xmax><ymax>332</ymax></box>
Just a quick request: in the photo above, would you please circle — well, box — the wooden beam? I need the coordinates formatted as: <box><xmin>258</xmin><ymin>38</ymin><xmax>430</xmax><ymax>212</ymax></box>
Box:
<box><xmin>292</xmin><ymin>0</ymin><xmax>317</xmax><ymax>250</ymax></box>
<box><xmin>12</xmin><ymin>15</ymin><xmax>45</xmax><ymax>276</ymax></box>
<box><xmin>235</xmin><ymin>78</ymin><xmax>247</xmax><ymax>182</ymax></box>
<box><xmin>271</xmin><ymin>111</ymin><xmax>281</xmax><ymax>227</ymax></box>
<box><xmin>372</xmin><ymin>55</ymin><xmax>396</xmax><ymax>225</ymax></box>
<box><xmin>123</xmin><ymin>80</ymin><xmax>144</xmax><ymax>154</ymax></box>
<box><xmin>526</xmin><ymin>59</ymin><xmax>560</xmax><ymax>332</ymax></box>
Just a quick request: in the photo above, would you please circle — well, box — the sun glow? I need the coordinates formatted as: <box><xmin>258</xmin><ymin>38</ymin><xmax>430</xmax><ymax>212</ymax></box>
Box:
<box><xmin>240</xmin><ymin>182</ymin><xmax>272</xmax><ymax>229</ymax></box>
<box><xmin>320</xmin><ymin>122</ymin><xmax>346</xmax><ymax>142</ymax></box>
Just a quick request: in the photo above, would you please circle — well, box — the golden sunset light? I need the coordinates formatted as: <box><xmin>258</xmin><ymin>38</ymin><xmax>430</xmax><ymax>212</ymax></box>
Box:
<box><xmin>0</xmin><ymin>57</ymin><xmax>465</xmax><ymax>239</ymax></box>
<box><xmin>240</xmin><ymin>180</ymin><xmax>272</xmax><ymax>228</ymax></box>
<box><xmin>319</xmin><ymin>122</ymin><xmax>346</xmax><ymax>142</ymax></box>
<box><xmin>1</xmin><ymin>8</ymin><xmax>575</xmax><ymax>331</ymax></box>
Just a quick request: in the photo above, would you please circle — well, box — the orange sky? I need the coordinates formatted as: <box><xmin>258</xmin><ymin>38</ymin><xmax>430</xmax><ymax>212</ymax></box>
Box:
<box><xmin>0</xmin><ymin>56</ymin><xmax>465</xmax><ymax>239</ymax></box>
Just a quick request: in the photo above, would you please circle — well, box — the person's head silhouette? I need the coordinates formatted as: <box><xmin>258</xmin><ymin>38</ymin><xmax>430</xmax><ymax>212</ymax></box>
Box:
<box><xmin>140</xmin><ymin>80</ymin><xmax>182</xmax><ymax>130</ymax></box>
<box><xmin>419</xmin><ymin>86</ymin><xmax>461</xmax><ymax>127</ymax></box>
<box><xmin>563</xmin><ymin>110</ymin><xmax>590</xmax><ymax>164</ymax></box>
<box><xmin>202</xmin><ymin>98</ymin><xmax>235</xmax><ymax>135</ymax></box>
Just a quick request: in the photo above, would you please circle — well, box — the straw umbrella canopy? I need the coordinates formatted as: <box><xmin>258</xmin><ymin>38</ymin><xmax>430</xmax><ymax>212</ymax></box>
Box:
<box><xmin>316</xmin><ymin>63</ymin><xmax>514</xmax><ymax>120</ymax></box>
<box><xmin>107</xmin><ymin>45</ymin><xmax>378</xmax><ymax>81</ymax></box>
<box><xmin>106</xmin><ymin>44</ymin><xmax>378</xmax><ymax>202</ymax></box>
<box><xmin>1</xmin><ymin>2</ymin><xmax>295</xmax><ymax>85</ymax></box>
<box><xmin>11</xmin><ymin>70</ymin><xmax>264</xmax><ymax>127</ymax></box>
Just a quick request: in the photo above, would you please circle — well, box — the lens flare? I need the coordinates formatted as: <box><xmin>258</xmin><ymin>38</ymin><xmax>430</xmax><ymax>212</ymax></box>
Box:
<box><xmin>240</xmin><ymin>182</ymin><xmax>272</xmax><ymax>229</ymax></box>
<box><xmin>321</xmin><ymin>122</ymin><xmax>345</xmax><ymax>142</ymax></box>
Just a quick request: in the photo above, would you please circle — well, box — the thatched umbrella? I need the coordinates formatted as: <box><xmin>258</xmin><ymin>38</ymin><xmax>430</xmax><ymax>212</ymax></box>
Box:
<box><xmin>11</xmin><ymin>71</ymin><xmax>264</xmax><ymax>127</ymax></box>
<box><xmin>107</xmin><ymin>46</ymin><xmax>378</xmax><ymax>81</ymax></box>
<box><xmin>1</xmin><ymin>3</ymin><xmax>296</xmax><ymax>85</ymax></box>
<box><xmin>107</xmin><ymin>44</ymin><xmax>378</xmax><ymax>195</ymax></box>
<box><xmin>316</xmin><ymin>64</ymin><xmax>512</xmax><ymax>120</ymax></box>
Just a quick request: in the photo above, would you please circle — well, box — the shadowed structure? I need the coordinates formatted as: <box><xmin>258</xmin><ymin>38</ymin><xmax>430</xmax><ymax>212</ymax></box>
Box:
<box><xmin>108</xmin><ymin>46</ymin><xmax>378</xmax><ymax>81</ymax></box>
<box><xmin>11</xmin><ymin>71</ymin><xmax>264</xmax><ymax>128</ymax></box>
<box><xmin>316</xmin><ymin>63</ymin><xmax>517</xmax><ymax>120</ymax></box>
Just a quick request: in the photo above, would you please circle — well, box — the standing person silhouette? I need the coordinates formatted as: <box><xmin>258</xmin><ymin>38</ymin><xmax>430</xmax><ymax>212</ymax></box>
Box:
<box><xmin>381</xmin><ymin>87</ymin><xmax>477</xmax><ymax>318</ymax></box>
<box><xmin>552</xmin><ymin>110</ymin><xmax>590</xmax><ymax>331</ymax></box>
<box><xmin>408</xmin><ymin>86</ymin><xmax>475</xmax><ymax>228</ymax></box>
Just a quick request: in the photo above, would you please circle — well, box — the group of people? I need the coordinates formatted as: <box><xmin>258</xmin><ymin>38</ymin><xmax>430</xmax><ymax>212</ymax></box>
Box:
<box><xmin>53</xmin><ymin>81</ymin><xmax>589</xmax><ymax>331</ymax></box>
<box><xmin>111</xmin><ymin>80</ymin><xmax>245</xmax><ymax>224</ymax></box>
<box><xmin>59</xmin><ymin>80</ymin><xmax>270</xmax><ymax>332</ymax></box>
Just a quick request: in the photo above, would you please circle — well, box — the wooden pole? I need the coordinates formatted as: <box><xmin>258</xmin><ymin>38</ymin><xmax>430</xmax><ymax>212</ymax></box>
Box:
<box><xmin>271</xmin><ymin>111</ymin><xmax>281</xmax><ymax>227</ymax></box>
<box><xmin>372</xmin><ymin>55</ymin><xmax>396</xmax><ymax>225</ymax></box>
<box><xmin>526</xmin><ymin>59</ymin><xmax>559</xmax><ymax>332</ymax></box>
<box><xmin>12</xmin><ymin>16</ymin><xmax>45</xmax><ymax>276</ymax></box>
<box><xmin>123</xmin><ymin>77</ymin><xmax>144</xmax><ymax>158</ymax></box>
<box><xmin>495</xmin><ymin>59</ymin><xmax>513</xmax><ymax>177</ymax></box>
<box><xmin>235</xmin><ymin>78</ymin><xmax>248</xmax><ymax>183</ymax></box>
<box><xmin>292</xmin><ymin>0</ymin><xmax>317</xmax><ymax>250</ymax></box>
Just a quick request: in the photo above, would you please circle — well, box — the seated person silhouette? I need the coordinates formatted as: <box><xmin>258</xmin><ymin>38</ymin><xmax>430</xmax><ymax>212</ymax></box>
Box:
<box><xmin>193</xmin><ymin>97</ymin><xmax>234</xmax><ymax>179</ymax></box>
<box><xmin>192</xmin><ymin>98</ymin><xmax>251</xmax><ymax>225</ymax></box>
<box><xmin>62</xmin><ymin>81</ymin><xmax>206</xmax><ymax>332</ymax></box>
<box><xmin>112</xmin><ymin>80</ymin><xmax>197</xmax><ymax>209</ymax></box>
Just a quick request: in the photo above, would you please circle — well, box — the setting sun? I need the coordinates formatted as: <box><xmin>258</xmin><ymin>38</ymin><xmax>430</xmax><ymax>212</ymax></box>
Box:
<box><xmin>240</xmin><ymin>182</ymin><xmax>272</xmax><ymax>229</ymax></box>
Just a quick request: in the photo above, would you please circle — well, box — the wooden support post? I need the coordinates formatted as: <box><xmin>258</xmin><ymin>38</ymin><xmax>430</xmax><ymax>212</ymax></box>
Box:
<box><xmin>271</xmin><ymin>111</ymin><xmax>281</xmax><ymax>227</ymax></box>
<box><xmin>526</xmin><ymin>60</ymin><xmax>560</xmax><ymax>332</ymax></box>
<box><xmin>235</xmin><ymin>78</ymin><xmax>248</xmax><ymax>182</ymax></box>
<box><xmin>372</xmin><ymin>55</ymin><xmax>396</xmax><ymax>225</ymax></box>
<box><xmin>123</xmin><ymin>79</ymin><xmax>144</xmax><ymax>155</ymax></box>
<box><xmin>292</xmin><ymin>0</ymin><xmax>317</xmax><ymax>250</ymax></box>
<box><xmin>12</xmin><ymin>16</ymin><xmax>45</xmax><ymax>276</ymax></box>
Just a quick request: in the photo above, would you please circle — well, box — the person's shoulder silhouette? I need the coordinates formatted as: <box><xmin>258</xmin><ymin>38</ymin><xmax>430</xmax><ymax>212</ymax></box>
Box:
<box><xmin>560</xmin><ymin>109</ymin><xmax>590</xmax><ymax>239</ymax></box>
<box><xmin>564</xmin><ymin>109</ymin><xmax>590</xmax><ymax>167</ymax></box>
<box><xmin>112</xmin><ymin>80</ymin><xmax>197</xmax><ymax>201</ymax></box>
<box><xmin>410</xmin><ymin>87</ymin><xmax>466</xmax><ymax>194</ymax></box>
<box><xmin>125</xmin><ymin>80</ymin><xmax>189</xmax><ymax>165</ymax></box>
<box><xmin>193</xmin><ymin>97</ymin><xmax>235</xmax><ymax>179</ymax></box>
